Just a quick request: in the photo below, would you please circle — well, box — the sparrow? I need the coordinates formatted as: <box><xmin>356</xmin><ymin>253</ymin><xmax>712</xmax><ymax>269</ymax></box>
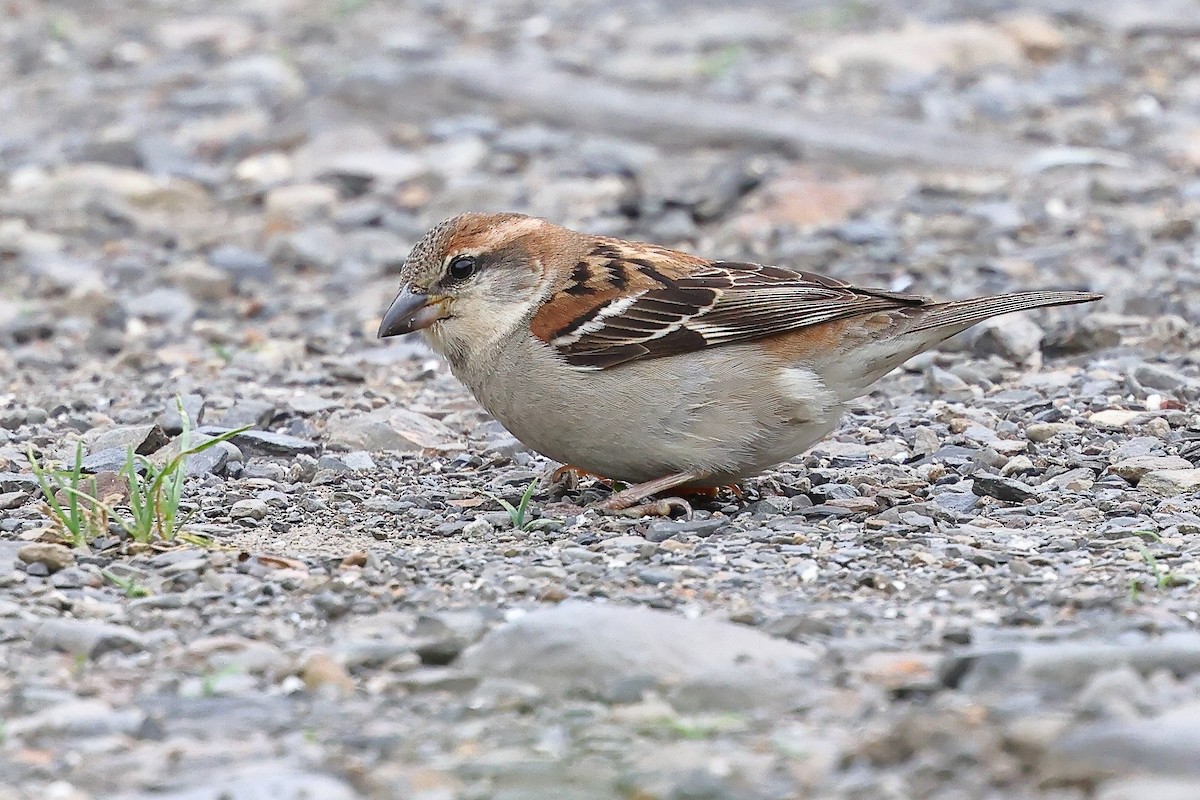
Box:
<box><xmin>379</xmin><ymin>212</ymin><xmax>1100</xmax><ymax>515</ymax></box>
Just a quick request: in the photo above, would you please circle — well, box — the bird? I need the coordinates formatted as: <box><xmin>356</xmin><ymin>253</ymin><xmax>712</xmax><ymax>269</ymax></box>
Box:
<box><xmin>378</xmin><ymin>212</ymin><xmax>1100</xmax><ymax>516</ymax></box>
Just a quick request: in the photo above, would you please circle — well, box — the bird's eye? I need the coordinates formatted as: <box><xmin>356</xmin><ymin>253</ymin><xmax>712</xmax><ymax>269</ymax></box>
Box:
<box><xmin>447</xmin><ymin>255</ymin><xmax>477</xmax><ymax>281</ymax></box>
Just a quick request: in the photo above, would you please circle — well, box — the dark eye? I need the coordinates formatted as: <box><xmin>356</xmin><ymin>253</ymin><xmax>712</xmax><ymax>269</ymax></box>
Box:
<box><xmin>447</xmin><ymin>255</ymin><xmax>477</xmax><ymax>281</ymax></box>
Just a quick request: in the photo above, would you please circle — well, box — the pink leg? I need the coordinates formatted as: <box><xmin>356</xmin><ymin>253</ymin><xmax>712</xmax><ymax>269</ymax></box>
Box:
<box><xmin>594</xmin><ymin>472</ymin><xmax>701</xmax><ymax>517</ymax></box>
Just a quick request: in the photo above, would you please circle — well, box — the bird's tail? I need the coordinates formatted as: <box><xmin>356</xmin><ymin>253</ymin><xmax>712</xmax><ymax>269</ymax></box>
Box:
<box><xmin>822</xmin><ymin>289</ymin><xmax>1101</xmax><ymax>400</ymax></box>
<box><xmin>911</xmin><ymin>290</ymin><xmax>1102</xmax><ymax>336</ymax></box>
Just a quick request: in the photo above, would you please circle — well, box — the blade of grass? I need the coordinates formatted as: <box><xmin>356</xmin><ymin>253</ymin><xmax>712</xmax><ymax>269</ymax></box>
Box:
<box><xmin>101</xmin><ymin>569</ymin><xmax>150</xmax><ymax>598</ymax></box>
<box><xmin>482</xmin><ymin>479</ymin><xmax>543</xmax><ymax>530</ymax></box>
<box><xmin>64</xmin><ymin>443</ymin><xmax>83</xmax><ymax>541</ymax></box>
<box><xmin>27</xmin><ymin>446</ymin><xmax>78</xmax><ymax>542</ymax></box>
<box><xmin>123</xmin><ymin>447</ymin><xmax>152</xmax><ymax>542</ymax></box>
<box><xmin>52</xmin><ymin>485</ymin><xmax>134</xmax><ymax>538</ymax></box>
<box><xmin>513</xmin><ymin>480</ymin><xmax>538</xmax><ymax>529</ymax></box>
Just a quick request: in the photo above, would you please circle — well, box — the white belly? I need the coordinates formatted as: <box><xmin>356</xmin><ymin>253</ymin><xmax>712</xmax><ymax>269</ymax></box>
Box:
<box><xmin>451</xmin><ymin>334</ymin><xmax>843</xmax><ymax>485</ymax></box>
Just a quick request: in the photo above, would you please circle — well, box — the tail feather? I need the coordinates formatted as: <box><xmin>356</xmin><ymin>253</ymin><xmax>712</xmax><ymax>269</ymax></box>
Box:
<box><xmin>911</xmin><ymin>290</ymin><xmax>1102</xmax><ymax>335</ymax></box>
<box><xmin>825</xmin><ymin>289</ymin><xmax>1101</xmax><ymax>399</ymax></box>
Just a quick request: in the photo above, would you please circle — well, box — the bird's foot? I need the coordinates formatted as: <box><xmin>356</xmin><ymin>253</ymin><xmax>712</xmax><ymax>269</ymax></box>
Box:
<box><xmin>605</xmin><ymin>497</ymin><xmax>692</xmax><ymax>518</ymax></box>
<box><xmin>591</xmin><ymin>471</ymin><xmax>702</xmax><ymax>518</ymax></box>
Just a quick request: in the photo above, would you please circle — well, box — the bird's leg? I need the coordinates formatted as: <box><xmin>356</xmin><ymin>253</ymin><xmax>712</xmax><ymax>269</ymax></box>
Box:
<box><xmin>609</xmin><ymin>497</ymin><xmax>692</xmax><ymax>518</ymax></box>
<box><xmin>593</xmin><ymin>472</ymin><xmax>702</xmax><ymax>517</ymax></box>
<box><xmin>547</xmin><ymin>465</ymin><xmax>612</xmax><ymax>501</ymax></box>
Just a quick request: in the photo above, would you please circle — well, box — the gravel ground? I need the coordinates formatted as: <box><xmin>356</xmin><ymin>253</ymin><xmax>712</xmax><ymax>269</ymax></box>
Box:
<box><xmin>3</xmin><ymin>1</ymin><xmax>1200</xmax><ymax>798</ymax></box>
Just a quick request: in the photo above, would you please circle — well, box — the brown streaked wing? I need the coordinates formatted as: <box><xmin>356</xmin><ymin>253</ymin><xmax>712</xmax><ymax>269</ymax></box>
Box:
<box><xmin>535</xmin><ymin>258</ymin><xmax>933</xmax><ymax>370</ymax></box>
<box><xmin>529</xmin><ymin>240</ymin><xmax>696</xmax><ymax>345</ymax></box>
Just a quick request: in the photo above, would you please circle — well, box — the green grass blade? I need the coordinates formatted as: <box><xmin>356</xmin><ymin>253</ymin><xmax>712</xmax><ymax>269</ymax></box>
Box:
<box><xmin>177</xmin><ymin>425</ymin><xmax>252</xmax><ymax>458</ymax></box>
<box><xmin>123</xmin><ymin>449</ymin><xmax>154</xmax><ymax>542</ymax></box>
<box><xmin>26</xmin><ymin>446</ymin><xmax>80</xmax><ymax>542</ymax></box>
<box><xmin>514</xmin><ymin>480</ymin><xmax>538</xmax><ymax>529</ymax></box>
<box><xmin>54</xmin><ymin>485</ymin><xmax>134</xmax><ymax>537</ymax></box>
<box><xmin>65</xmin><ymin>443</ymin><xmax>84</xmax><ymax>536</ymax></box>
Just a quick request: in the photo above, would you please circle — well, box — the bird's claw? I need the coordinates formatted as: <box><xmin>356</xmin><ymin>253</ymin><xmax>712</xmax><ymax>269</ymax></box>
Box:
<box><xmin>596</xmin><ymin>497</ymin><xmax>692</xmax><ymax>519</ymax></box>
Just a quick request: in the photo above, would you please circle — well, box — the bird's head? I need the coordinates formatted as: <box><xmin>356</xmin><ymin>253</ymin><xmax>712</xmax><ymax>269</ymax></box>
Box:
<box><xmin>378</xmin><ymin>212</ymin><xmax>557</xmax><ymax>361</ymax></box>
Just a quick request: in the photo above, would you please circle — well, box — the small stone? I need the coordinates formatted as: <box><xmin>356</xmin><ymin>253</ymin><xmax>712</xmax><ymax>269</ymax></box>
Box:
<box><xmin>187</xmin><ymin>635</ymin><xmax>290</xmax><ymax>676</ymax></box>
<box><xmin>51</xmin><ymin>566</ymin><xmax>101</xmax><ymax>589</ymax></box>
<box><xmin>933</xmin><ymin>491</ymin><xmax>980</xmax><ymax>516</ymax></box>
<box><xmin>322</xmin><ymin>149</ymin><xmax>426</xmax><ymax>188</ymax></box>
<box><xmin>81</xmin><ymin>447</ymin><xmax>136</xmax><ymax>474</ymax></box>
<box><xmin>128</xmin><ymin>287</ymin><xmax>196</xmax><ymax>324</ymax></box>
<box><xmin>234</xmin><ymin>151</ymin><xmax>293</xmax><ymax>186</ymax></box>
<box><xmin>637</xmin><ymin>568</ymin><xmax>677</xmax><ymax>586</ymax></box>
<box><xmin>166</xmin><ymin>258</ymin><xmax>234</xmax><ymax>301</ymax></box>
<box><xmin>315</xmin><ymin>455</ymin><xmax>352</xmax><ymax>473</ymax></box>
<box><xmin>398</xmin><ymin>667</ymin><xmax>479</xmax><ymax>693</ymax></box>
<box><xmin>301</xmin><ymin>651</ymin><xmax>355</xmax><ymax>695</ymax></box>
<box><xmin>317</xmin><ymin>451</ymin><xmax>376</xmax><ymax>473</ymax></box>
<box><xmin>483</xmin><ymin>433</ymin><xmax>528</xmax><ymax>458</ymax></box>
<box><xmin>184</xmin><ymin>441</ymin><xmax>238</xmax><ymax>476</ymax></box>
<box><xmin>89</xmin><ymin>424</ymin><xmax>170</xmax><ymax>456</ymax></box>
<box><xmin>1139</xmin><ymin>469</ymin><xmax>1200</xmax><ymax>497</ymax></box>
<box><xmin>1091</xmin><ymin>171</ymin><xmax>1172</xmax><ymax>204</ymax></box>
<box><xmin>32</xmin><ymin>619</ymin><xmax>145</xmax><ymax>657</ymax></box>
<box><xmin>1001</xmin><ymin>455</ymin><xmax>1035</xmax><ymax>476</ymax></box>
<box><xmin>1046</xmin><ymin>700</ymin><xmax>1200</xmax><ymax>782</ymax></box>
<box><xmin>343</xmin><ymin>451</ymin><xmax>377</xmax><ymax>471</ymax></box>
<box><xmin>1095</xmin><ymin>776</ymin><xmax>1200</xmax><ymax>800</ymax></box>
<box><xmin>288</xmin><ymin>454</ymin><xmax>319</xmax><ymax>483</ymax></box>
<box><xmin>287</xmin><ymin>394</ymin><xmax>340</xmax><ymax>415</ymax></box>
<box><xmin>645</xmin><ymin>517</ymin><xmax>729</xmax><ymax>540</ymax></box>
<box><xmin>325</xmin><ymin>408</ymin><xmax>453</xmax><ymax>452</ymax></box>
<box><xmin>156</xmin><ymin>15</ymin><xmax>255</xmax><ymax>55</ymax></box>
<box><xmin>972</xmin><ymin>315</ymin><xmax>1045</xmax><ymax>363</ymax></box>
<box><xmin>751</xmin><ymin>495</ymin><xmax>792</xmax><ymax>515</ymax></box>
<box><xmin>810</xmin><ymin>20</ymin><xmax>1023</xmax><ymax>80</ymax></box>
<box><xmin>1147</xmin><ymin>417</ymin><xmax>1172</xmax><ymax>439</ymax></box>
<box><xmin>0</xmin><ymin>490</ymin><xmax>28</xmax><ymax>509</ymax></box>
<box><xmin>809</xmin><ymin>484</ymin><xmax>859</xmax><ymax>503</ymax></box>
<box><xmin>6</xmin><ymin>699</ymin><xmax>147</xmax><ymax>740</ymax></box>
<box><xmin>1111</xmin><ymin>456</ymin><xmax>1194</xmax><ymax>484</ymax></box>
<box><xmin>413</xmin><ymin>611</ymin><xmax>490</xmax><ymax>666</ymax></box>
<box><xmin>912</xmin><ymin>426</ymin><xmax>941</xmax><ymax>455</ymax></box>
<box><xmin>856</xmin><ymin>651</ymin><xmax>942</xmax><ymax>693</ymax></box>
<box><xmin>1090</xmin><ymin>409</ymin><xmax>1146</xmax><ymax>430</ymax></box>
<box><xmin>1043</xmin><ymin>314</ymin><xmax>1125</xmax><ymax>355</ymax></box>
<box><xmin>462</xmin><ymin>518</ymin><xmax>494</xmax><ymax>537</ymax></box>
<box><xmin>208</xmin><ymin>244</ymin><xmax>273</xmax><ymax>283</ymax></box>
<box><xmin>265</xmin><ymin>183</ymin><xmax>339</xmax><ymax>223</ymax></box>
<box><xmin>971</xmin><ymin>473</ymin><xmax>1042</xmax><ymax>502</ymax></box>
<box><xmin>230</xmin><ymin>498</ymin><xmax>268</xmax><ymax>520</ymax></box>
<box><xmin>1026</xmin><ymin>422</ymin><xmax>1078</xmax><ymax>442</ymax></box>
<box><xmin>159</xmin><ymin>394</ymin><xmax>206</xmax><ymax>435</ymax></box>
<box><xmin>1130</xmin><ymin>363</ymin><xmax>1190</xmax><ymax>392</ymax></box>
<box><xmin>18</xmin><ymin>542</ymin><xmax>76</xmax><ymax>573</ymax></box>
<box><xmin>209</xmin><ymin>428</ymin><xmax>320</xmax><ymax>458</ymax></box>
<box><xmin>215</xmin><ymin>399</ymin><xmax>276</xmax><ymax>429</ymax></box>
<box><xmin>268</xmin><ymin>225</ymin><xmax>340</xmax><ymax>270</ymax></box>
<box><xmin>999</xmin><ymin>12</ymin><xmax>1065</xmax><ymax>60</ymax></box>
<box><xmin>925</xmin><ymin>366</ymin><xmax>977</xmax><ymax>401</ymax></box>
<box><xmin>459</xmin><ymin>601</ymin><xmax>816</xmax><ymax>712</ymax></box>
<box><xmin>0</xmin><ymin>470</ymin><xmax>54</xmax><ymax>494</ymax></box>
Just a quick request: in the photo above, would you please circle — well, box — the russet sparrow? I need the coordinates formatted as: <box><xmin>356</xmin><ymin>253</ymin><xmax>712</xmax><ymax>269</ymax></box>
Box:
<box><xmin>379</xmin><ymin>213</ymin><xmax>1100</xmax><ymax>515</ymax></box>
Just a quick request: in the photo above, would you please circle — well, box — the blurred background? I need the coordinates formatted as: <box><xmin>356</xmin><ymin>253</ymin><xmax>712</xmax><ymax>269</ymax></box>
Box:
<box><xmin>5</xmin><ymin>3</ymin><xmax>1200</xmax><ymax>800</ymax></box>
<box><xmin>3</xmin><ymin>0</ymin><xmax>1198</xmax><ymax>383</ymax></box>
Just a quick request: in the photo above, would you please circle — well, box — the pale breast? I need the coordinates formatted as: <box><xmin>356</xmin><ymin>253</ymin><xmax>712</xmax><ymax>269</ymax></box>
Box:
<box><xmin>450</xmin><ymin>334</ymin><xmax>846</xmax><ymax>484</ymax></box>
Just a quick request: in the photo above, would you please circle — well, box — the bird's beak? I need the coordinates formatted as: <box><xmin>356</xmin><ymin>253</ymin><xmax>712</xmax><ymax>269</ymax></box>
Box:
<box><xmin>378</xmin><ymin>285</ymin><xmax>451</xmax><ymax>338</ymax></box>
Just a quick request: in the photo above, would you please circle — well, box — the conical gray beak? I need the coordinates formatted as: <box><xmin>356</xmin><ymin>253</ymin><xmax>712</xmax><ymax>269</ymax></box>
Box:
<box><xmin>378</xmin><ymin>285</ymin><xmax>450</xmax><ymax>338</ymax></box>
